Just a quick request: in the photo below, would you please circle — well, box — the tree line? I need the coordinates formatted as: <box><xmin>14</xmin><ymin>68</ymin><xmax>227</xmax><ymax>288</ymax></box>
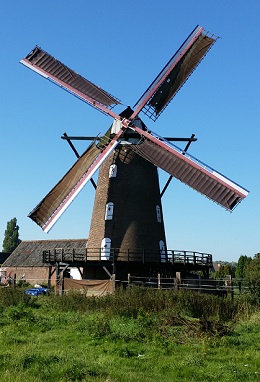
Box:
<box><xmin>214</xmin><ymin>254</ymin><xmax>260</xmax><ymax>283</ymax></box>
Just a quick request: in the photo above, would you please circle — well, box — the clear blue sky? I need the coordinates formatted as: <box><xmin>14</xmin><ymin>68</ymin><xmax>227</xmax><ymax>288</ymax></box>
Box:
<box><xmin>1</xmin><ymin>1</ymin><xmax>259</xmax><ymax>262</ymax></box>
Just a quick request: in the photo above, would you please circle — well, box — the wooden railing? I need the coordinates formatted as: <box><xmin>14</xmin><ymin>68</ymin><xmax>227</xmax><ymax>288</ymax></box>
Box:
<box><xmin>42</xmin><ymin>248</ymin><xmax>212</xmax><ymax>267</ymax></box>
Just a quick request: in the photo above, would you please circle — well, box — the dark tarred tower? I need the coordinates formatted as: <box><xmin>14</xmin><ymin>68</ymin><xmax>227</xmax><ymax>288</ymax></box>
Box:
<box><xmin>87</xmin><ymin>143</ymin><xmax>167</xmax><ymax>262</ymax></box>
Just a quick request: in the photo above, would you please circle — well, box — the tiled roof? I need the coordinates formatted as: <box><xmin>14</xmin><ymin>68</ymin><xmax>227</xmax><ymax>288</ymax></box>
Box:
<box><xmin>2</xmin><ymin>239</ymin><xmax>87</xmax><ymax>267</ymax></box>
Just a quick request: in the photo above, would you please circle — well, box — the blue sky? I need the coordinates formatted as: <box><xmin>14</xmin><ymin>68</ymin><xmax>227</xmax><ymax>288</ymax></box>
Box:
<box><xmin>1</xmin><ymin>1</ymin><xmax>259</xmax><ymax>262</ymax></box>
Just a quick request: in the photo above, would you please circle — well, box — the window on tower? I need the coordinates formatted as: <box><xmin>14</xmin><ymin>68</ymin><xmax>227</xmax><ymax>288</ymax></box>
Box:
<box><xmin>159</xmin><ymin>240</ymin><xmax>166</xmax><ymax>263</ymax></box>
<box><xmin>156</xmin><ymin>205</ymin><xmax>162</xmax><ymax>223</ymax></box>
<box><xmin>109</xmin><ymin>164</ymin><xmax>117</xmax><ymax>178</ymax></box>
<box><xmin>105</xmin><ymin>202</ymin><xmax>114</xmax><ymax>220</ymax></box>
<box><xmin>101</xmin><ymin>238</ymin><xmax>111</xmax><ymax>260</ymax></box>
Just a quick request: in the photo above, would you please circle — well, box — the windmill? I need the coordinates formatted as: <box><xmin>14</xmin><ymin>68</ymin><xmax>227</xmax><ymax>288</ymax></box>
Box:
<box><xmin>21</xmin><ymin>25</ymin><xmax>248</xmax><ymax>279</ymax></box>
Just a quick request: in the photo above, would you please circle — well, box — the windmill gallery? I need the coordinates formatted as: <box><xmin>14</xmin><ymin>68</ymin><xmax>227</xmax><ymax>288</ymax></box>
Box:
<box><xmin>4</xmin><ymin>26</ymin><xmax>249</xmax><ymax>291</ymax></box>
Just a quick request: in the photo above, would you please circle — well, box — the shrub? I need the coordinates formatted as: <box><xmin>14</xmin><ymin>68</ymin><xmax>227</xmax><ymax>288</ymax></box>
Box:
<box><xmin>0</xmin><ymin>287</ymin><xmax>35</xmax><ymax>308</ymax></box>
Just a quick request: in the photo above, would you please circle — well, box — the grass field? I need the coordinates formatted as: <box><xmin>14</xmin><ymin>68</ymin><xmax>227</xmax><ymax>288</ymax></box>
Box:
<box><xmin>0</xmin><ymin>287</ymin><xmax>259</xmax><ymax>381</ymax></box>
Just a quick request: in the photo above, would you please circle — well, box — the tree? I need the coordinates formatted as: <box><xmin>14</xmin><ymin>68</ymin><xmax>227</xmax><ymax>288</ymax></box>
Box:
<box><xmin>2</xmin><ymin>218</ymin><xmax>21</xmax><ymax>253</ymax></box>
<box><xmin>223</xmin><ymin>263</ymin><xmax>236</xmax><ymax>278</ymax></box>
<box><xmin>235</xmin><ymin>255</ymin><xmax>252</xmax><ymax>279</ymax></box>
<box><xmin>245</xmin><ymin>253</ymin><xmax>260</xmax><ymax>300</ymax></box>
<box><xmin>215</xmin><ymin>264</ymin><xmax>226</xmax><ymax>278</ymax></box>
<box><xmin>215</xmin><ymin>263</ymin><xmax>235</xmax><ymax>279</ymax></box>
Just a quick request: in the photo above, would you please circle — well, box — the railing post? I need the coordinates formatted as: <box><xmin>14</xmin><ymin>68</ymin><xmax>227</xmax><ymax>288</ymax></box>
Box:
<box><xmin>238</xmin><ymin>280</ymin><xmax>242</xmax><ymax>294</ymax></box>
<box><xmin>48</xmin><ymin>266</ymin><xmax>52</xmax><ymax>289</ymax></box>
<box><xmin>225</xmin><ymin>275</ymin><xmax>233</xmax><ymax>299</ymax></box>
<box><xmin>128</xmin><ymin>273</ymin><xmax>131</xmax><ymax>286</ymax></box>
<box><xmin>174</xmin><ymin>272</ymin><xmax>181</xmax><ymax>290</ymax></box>
<box><xmin>111</xmin><ymin>274</ymin><xmax>116</xmax><ymax>293</ymax></box>
<box><xmin>158</xmin><ymin>273</ymin><xmax>161</xmax><ymax>289</ymax></box>
<box><xmin>55</xmin><ymin>262</ymin><xmax>60</xmax><ymax>295</ymax></box>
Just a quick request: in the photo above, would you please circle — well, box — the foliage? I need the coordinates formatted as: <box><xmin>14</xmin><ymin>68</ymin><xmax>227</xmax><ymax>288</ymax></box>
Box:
<box><xmin>235</xmin><ymin>255</ymin><xmax>252</xmax><ymax>279</ymax></box>
<box><xmin>245</xmin><ymin>253</ymin><xmax>260</xmax><ymax>302</ymax></box>
<box><xmin>2</xmin><ymin>217</ymin><xmax>21</xmax><ymax>253</ymax></box>
<box><xmin>0</xmin><ymin>287</ymin><xmax>34</xmax><ymax>308</ymax></box>
<box><xmin>42</xmin><ymin>286</ymin><xmax>254</xmax><ymax>323</ymax></box>
<box><xmin>214</xmin><ymin>263</ymin><xmax>236</xmax><ymax>279</ymax></box>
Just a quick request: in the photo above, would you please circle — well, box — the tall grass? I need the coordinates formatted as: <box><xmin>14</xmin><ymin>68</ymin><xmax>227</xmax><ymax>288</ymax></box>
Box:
<box><xmin>0</xmin><ymin>286</ymin><xmax>259</xmax><ymax>381</ymax></box>
<box><xmin>41</xmin><ymin>286</ymin><xmax>254</xmax><ymax>322</ymax></box>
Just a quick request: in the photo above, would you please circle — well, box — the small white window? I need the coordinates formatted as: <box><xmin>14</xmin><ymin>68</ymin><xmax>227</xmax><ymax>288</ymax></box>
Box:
<box><xmin>105</xmin><ymin>202</ymin><xmax>114</xmax><ymax>220</ymax></box>
<box><xmin>109</xmin><ymin>164</ymin><xmax>117</xmax><ymax>178</ymax></box>
<box><xmin>159</xmin><ymin>240</ymin><xmax>166</xmax><ymax>263</ymax></box>
<box><xmin>101</xmin><ymin>238</ymin><xmax>111</xmax><ymax>260</ymax></box>
<box><xmin>156</xmin><ymin>205</ymin><xmax>162</xmax><ymax>223</ymax></box>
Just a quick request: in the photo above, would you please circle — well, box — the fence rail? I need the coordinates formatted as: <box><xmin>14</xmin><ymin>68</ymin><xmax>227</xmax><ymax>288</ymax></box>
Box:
<box><xmin>1</xmin><ymin>270</ymin><xmax>249</xmax><ymax>298</ymax></box>
<box><xmin>126</xmin><ymin>274</ymin><xmax>246</xmax><ymax>297</ymax></box>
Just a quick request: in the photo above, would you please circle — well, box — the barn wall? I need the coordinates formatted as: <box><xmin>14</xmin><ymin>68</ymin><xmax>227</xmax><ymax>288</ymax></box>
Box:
<box><xmin>1</xmin><ymin>266</ymin><xmax>55</xmax><ymax>285</ymax></box>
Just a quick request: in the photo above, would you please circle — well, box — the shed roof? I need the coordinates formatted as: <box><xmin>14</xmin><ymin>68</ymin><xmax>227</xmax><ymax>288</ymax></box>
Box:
<box><xmin>2</xmin><ymin>239</ymin><xmax>87</xmax><ymax>267</ymax></box>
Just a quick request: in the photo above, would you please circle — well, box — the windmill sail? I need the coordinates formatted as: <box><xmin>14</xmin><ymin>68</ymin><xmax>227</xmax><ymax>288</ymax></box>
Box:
<box><xmin>131</xmin><ymin>127</ymin><xmax>249</xmax><ymax>211</ymax></box>
<box><xmin>29</xmin><ymin>133</ymin><xmax>123</xmax><ymax>233</ymax></box>
<box><xmin>20</xmin><ymin>46</ymin><xmax>121</xmax><ymax>118</ymax></box>
<box><xmin>21</xmin><ymin>26</ymin><xmax>249</xmax><ymax>243</ymax></box>
<box><xmin>132</xmin><ymin>26</ymin><xmax>217</xmax><ymax>121</ymax></box>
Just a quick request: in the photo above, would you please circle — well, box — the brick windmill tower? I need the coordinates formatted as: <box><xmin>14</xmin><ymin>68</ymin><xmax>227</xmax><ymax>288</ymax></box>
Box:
<box><xmin>21</xmin><ymin>26</ymin><xmax>248</xmax><ymax>279</ymax></box>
